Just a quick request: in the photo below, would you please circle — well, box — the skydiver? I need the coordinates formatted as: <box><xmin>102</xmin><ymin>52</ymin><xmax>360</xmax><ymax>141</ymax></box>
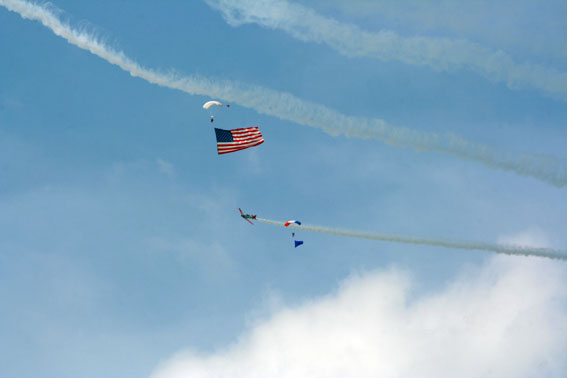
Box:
<box><xmin>210</xmin><ymin>116</ymin><xmax>214</xmax><ymax>123</ymax></box>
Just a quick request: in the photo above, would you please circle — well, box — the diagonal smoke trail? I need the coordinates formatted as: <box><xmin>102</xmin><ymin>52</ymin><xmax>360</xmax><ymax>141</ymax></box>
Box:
<box><xmin>256</xmin><ymin>218</ymin><xmax>567</xmax><ymax>261</ymax></box>
<box><xmin>207</xmin><ymin>0</ymin><xmax>567</xmax><ymax>102</ymax></box>
<box><xmin>1</xmin><ymin>0</ymin><xmax>566</xmax><ymax>187</ymax></box>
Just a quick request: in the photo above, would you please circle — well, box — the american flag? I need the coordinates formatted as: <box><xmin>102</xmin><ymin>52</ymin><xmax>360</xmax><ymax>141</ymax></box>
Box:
<box><xmin>214</xmin><ymin>127</ymin><xmax>264</xmax><ymax>155</ymax></box>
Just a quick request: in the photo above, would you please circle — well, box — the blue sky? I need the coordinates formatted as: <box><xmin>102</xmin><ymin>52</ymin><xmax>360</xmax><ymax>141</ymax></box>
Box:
<box><xmin>1</xmin><ymin>1</ymin><xmax>566</xmax><ymax>377</ymax></box>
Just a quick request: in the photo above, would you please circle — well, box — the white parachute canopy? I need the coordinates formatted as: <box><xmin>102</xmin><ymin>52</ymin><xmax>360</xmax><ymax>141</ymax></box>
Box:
<box><xmin>203</xmin><ymin>100</ymin><xmax>223</xmax><ymax>109</ymax></box>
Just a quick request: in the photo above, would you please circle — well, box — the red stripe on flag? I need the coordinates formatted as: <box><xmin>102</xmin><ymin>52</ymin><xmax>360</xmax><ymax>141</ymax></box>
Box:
<box><xmin>218</xmin><ymin>139</ymin><xmax>264</xmax><ymax>155</ymax></box>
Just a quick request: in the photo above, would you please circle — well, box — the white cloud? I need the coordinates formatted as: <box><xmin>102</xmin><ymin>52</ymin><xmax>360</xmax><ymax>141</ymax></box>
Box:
<box><xmin>498</xmin><ymin>227</ymin><xmax>553</xmax><ymax>249</ymax></box>
<box><xmin>157</xmin><ymin>158</ymin><xmax>176</xmax><ymax>178</ymax></box>
<box><xmin>146</xmin><ymin>237</ymin><xmax>237</xmax><ymax>282</ymax></box>
<box><xmin>151</xmin><ymin>256</ymin><xmax>567</xmax><ymax>378</ymax></box>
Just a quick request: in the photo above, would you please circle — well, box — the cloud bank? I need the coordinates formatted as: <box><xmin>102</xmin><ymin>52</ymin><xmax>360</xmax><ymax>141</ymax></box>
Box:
<box><xmin>207</xmin><ymin>0</ymin><xmax>567</xmax><ymax>102</ymax></box>
<box><xmin>151</xmin><ymin>256</ymin><xmax>567</xmax><ymax>377</ymax></box>
<box><xmin>1</xmin><ymin>0</ymin><xmax>566</xmax><ymax>187</ymax></box>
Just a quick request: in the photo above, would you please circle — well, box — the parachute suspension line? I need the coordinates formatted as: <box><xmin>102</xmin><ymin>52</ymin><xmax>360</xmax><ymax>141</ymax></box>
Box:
<box><xmin>203</xmin><ymin>100</ymin><xmax>230</xmax><ymax>124</ymax></box>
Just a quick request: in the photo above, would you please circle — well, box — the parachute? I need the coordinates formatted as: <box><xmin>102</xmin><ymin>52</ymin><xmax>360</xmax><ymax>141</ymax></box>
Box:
<box><xmin>284</xmin><ymin>220</ymin><xmax>303</xmax><ymax>247</ymax></box>
<box><xmin>284</xmin><ymin>220</ymin><xmax>302</xmax><ymax>227</ymax></box>
<box><xmin>203</xmin><ymin>100</ymin><xmax>230</xmax><ymax>123</ymax></box>
<box><xmin>202</xmin><ymin>100</ymin><xmax>223</xmax><ymax>109</ymax></box>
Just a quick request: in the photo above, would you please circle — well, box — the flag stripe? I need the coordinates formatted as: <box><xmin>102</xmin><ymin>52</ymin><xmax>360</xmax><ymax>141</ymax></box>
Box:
<box><xmin>218</xmin><ymin>136</ymin><xmax>263</xmax><ymax>146</ymax></box>
<box><xmin>217</xmin><ymin>140</ymin><xmax>264</xmax><ymax>151</ymax></box>
<box><xmin>232</xmin><ymin>132</ymin><xmax>262</xmax><ymax>140</ymax></box>
<box><xmin>217</xmin><ymin>138</ymin><xmax>264</xmax><ymax>149</ymax></box>
<box><xmin>218</xmin><ymin>139</ymin><xmax>264</xmax><ymax>154</ymax></box>
<box><xmin>218</xmin><ymin>141</ymin><xmax>264</xmax><ymax>154</ymax></box>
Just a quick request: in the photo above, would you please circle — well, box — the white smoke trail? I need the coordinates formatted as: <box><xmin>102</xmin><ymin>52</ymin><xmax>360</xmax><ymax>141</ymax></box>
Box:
<box><xmin>256</xmin><ymin>218</ymin><xmax>567</xmax><ymax>261</ymax></box>
<box><xmin>206</xmin><ymin>0</ymin><xmax>567</xmax><ymax>102</ymax></box>
<box><xmin>1</xmin><ymin>0</ymin><xmax>566</xmax><ymax>187</ymax></box>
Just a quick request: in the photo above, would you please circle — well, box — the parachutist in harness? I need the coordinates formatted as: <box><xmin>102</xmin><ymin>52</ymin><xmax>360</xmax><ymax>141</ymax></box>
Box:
<box><xmin>284</xmin><ymin>220</ymin><xmax>303</xmax><ymax>247</ymax></box>
<box><xmin>203</xmin><ymin>101</ymin><xmax>224</xmax><ymax>123</ymax></box>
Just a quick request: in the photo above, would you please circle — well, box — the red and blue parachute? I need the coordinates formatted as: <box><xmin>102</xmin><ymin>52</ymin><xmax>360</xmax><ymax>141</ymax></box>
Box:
<box><xmin>284</xmin><ymin>220</ymin><xmax>301</xmax><ymax>227</ymax></box>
